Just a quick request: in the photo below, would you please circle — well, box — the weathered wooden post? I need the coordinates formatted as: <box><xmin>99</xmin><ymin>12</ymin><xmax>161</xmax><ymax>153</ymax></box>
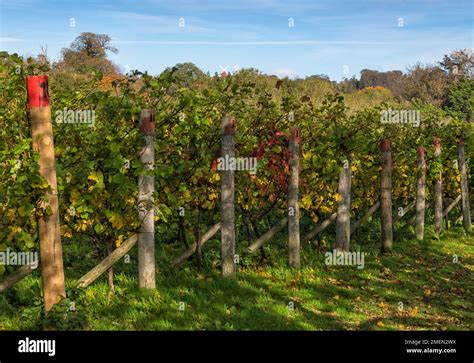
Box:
<box><xmin>350</xmin><ymin>201</ymin><xmax>380</xmax><ymax>235</ymax></box>
<box><xmin>458</xmin><ymin>137</ymin><xmax>472</xmax><ymax>233</ymax></box>
<box><xmin>288</xmin><ymin>127</ymin><xmax>300</xmax><ymax>268</ymax></box>
<box><xmin>380</xmin><ymin>138</ymin><xmax>393</xmax><ymax>253</ymax></box>
<box><xmin>433</xmin><ymin>138</ymin><xmax>443</xmax><ymax>234</ymax></box>
<box><xmin>335</xmin><ymin>155</ymin><xmax>352</xmax><ymax>252</ymax></box>
<box><xmin>138</xmin><ymin>109</ymin><xmax>156</xmax><ymax>288</ymax></box>
<box><xmin>27</xmin><ymin>75</ymin><xmax>66</xmax><ymax>311</ymax></box>
<box><xmin>221</xmin><ymin>116</ymin><xmax>236</xmax><ymax>277</ymax></box>
<box><xmin>415</xmin><ymin>145</ymin><xmax>426</xmax><ymax>240</ymax></box>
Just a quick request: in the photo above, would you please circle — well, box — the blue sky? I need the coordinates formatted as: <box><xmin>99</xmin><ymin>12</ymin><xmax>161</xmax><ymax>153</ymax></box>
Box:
<box><xmin>0</xmin><ymin>0</ymin><xmax>472</xmax><ymax>80</ymax></box>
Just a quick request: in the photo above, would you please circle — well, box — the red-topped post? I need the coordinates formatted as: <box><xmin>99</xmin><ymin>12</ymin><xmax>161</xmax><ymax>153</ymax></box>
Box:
<box><xmin>27</xmin><ymin>75</ymin><xmax>66</xmax><ymax>311</ymax></box>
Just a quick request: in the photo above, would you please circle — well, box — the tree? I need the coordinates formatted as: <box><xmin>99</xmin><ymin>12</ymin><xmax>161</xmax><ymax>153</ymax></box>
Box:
<box><xmin>70</xmin><ymin>32</ymin><xmax>118</xmax><ymax>58</ymax></box>
<box><xmin>402</xmin><ymin>64</ymin><xmax>448</xmax><ymax>105</ymax></box>
<box><xmin>445</xmin><ymin>78</ymin><xmax>474</xmax><ymax>122</ymax></box>
<box><xmin>55</xmin><ymin>32</ymin><xmax>118</xmax><ymax>74</ymax></box>
<box><xmin>338</xmin><ymin>76</ymin><xmax>359</xmax><ymax>93</ymax></box>
<box><xmin>439</xmin><ymin>49</ymin><xmax>474</xmax><ymax>78</ymax></box>
<box><xmin>359</xmin><ymin>69</ymin><xmax>405</xmax><ymax>97</ymax></box>
<box><xmin>160</xmin><ymin>62</ymin><xmax>208</xmax><ymax>90</ymax></box>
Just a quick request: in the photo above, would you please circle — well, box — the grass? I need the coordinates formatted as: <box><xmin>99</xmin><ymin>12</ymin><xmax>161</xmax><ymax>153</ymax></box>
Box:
<box><xmin>0</xmin><ymin>222</ymin><xmax>472</xmax><ymax>331</ymax></box>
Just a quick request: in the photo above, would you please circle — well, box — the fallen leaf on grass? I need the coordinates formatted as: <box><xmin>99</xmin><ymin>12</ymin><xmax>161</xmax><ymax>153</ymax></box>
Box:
<box><xmin>409</xmin><ymin>307</ymin><xmax>419</xmax><ymax>317</ymax></box>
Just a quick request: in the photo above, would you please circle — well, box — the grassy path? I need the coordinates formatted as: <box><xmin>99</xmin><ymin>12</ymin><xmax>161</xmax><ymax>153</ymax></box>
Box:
<box><xmin>0</xmin><ymin>227</ymin><xmax>472</xmax><ymax>330</ymax></box>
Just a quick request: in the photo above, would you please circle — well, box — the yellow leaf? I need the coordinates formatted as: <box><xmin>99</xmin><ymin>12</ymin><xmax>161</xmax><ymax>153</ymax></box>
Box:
<box><xmin>6</xmin><ymin>208</ymin><xmax>16</xmax><ymax>220</ymax></box>
<box><xmin>409</xmin><ymin>307</ymin><xmax>419</xmax><ymax>317</ymax></box>
<box><xmin>321</xmin><ymin>205</ymin><xmax>331</xmax><ymax>213</ymax></box>
<box><xmin>37</xmin><ymin>179</ymin><xmax>50</xmax><ymax>189</ymax></box>
<box><xmin>70</xmin><ymin>190</ymin><xmax>80</xmax><ymax>203</ymax></box>
<box><xmin>376</xmin><ymin>321</ymin><xmax>385</xmax><ymax>327</ymax></box>
<box><xmin>115</xmin><ymin>235</ymin><xmax>124</xmax><ymax>248</ymax></box>
<box><xmin>60</xmin><ymin>225</ymin><xmax>73</xmax><ymax>238</ymax></box>
<box><xmin>301</xmin><ymin>195</ymin><xmax>312</xmax><ymax>209</ymax></box>
<box><xmin>88</xmin><ymin>171</ymin><xmax>103</xmax><ymax>183</ymax></box>
<box><xmin>7</xmin><ymin>226</ymin><xmax>22</xmax><ymax>240</ymax></box>
<box><xmin>183</xmin><ymin>190</ymin><xmax>192</xmax><ymax>202</ymax></box>
<box><xmin>109</xmin><ymin>213</ymin><xmax>124</xmax><ymax>229</ymax></box>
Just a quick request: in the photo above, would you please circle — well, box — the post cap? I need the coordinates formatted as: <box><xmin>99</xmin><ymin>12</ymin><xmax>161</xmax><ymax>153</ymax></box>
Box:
<box><xmin>139</xmin><ymin>109</ymin><xmax>155</xmax><ymax>135</ymax></box>
<box><xmin>27</xmin><ymin>75</ymin><xmax>49</xmax><ymax>108</ymax></box>
<box><xmin>380</xmin><ymin>138</ymin><xmax>391</xmax><ymax>151</ymax></box>
<box><xmin>291</xmin><ymin>127</ymin><xmax>301</xmax><ymax>143</ymax></box>
<box><xmin>223</xmin><ymin>116</ymin><xmax>236</xmax><ymax>135</ymax></box>
<box><xmin>417</xmin><ymin>145</ymin><xmax>426</xmax><ymax>158</ymax></box>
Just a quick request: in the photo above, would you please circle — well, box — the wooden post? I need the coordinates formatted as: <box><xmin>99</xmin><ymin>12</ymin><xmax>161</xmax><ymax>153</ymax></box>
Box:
<box><xmin>0</xmin><ymin>262</ymin><xmax>38</xmax><ymax>293</ymax></box>
<box><xmin>458</xmin><ymin>137</ymin><xmax>472</xmax><ymax>233</ymax></box>
<box><xmin>415</xmin><ymin>145</ymin><xmax>426</xmax><ymax>240</ymax></box>
<box><xmin>350</xmin><ymin>201</ymin><xmax>380</xmax><ymax>235</ymax></box>
<box><xmin>288</xmin><ymin>128</ymin><xmax>301</xmax><ymax>268</ymax></box>
<box><xmin>138</xmin><ymin>109</ymin><xmax>155</xmax><ymax>289</ymax></box>
<box><xmin>443</xmin><ymin>195</ymin><xmax>461</xmax><ymax>218</ymax></box>
<box><xmin>456</xmin><ymin>209</ymin><xmax>474</xmax><ymax>225</ymax></box>
<box><xmin>301</xmin><ymin>212</ymin><xmax>337</xmax><ymax>244</ymax></box>
<box><xmin>394</xmin><ymin>200</ymin><xmax>416</xmax><ymax>223</ymax></box>
<box><xmin>248</xmin><ymin>218</ymin><xmax>288</xmax><ymax>253</ymax></box>
<box><xmin>380</xmin><ymin>138</ymin><xmax>393</xmax><ymax>253</ymax></box>
<box><xmin>170</xmin><ymin>223</ymin><xmax>221</xmax><ymax>270</ymax></box>
<box><xmin>433</xmin><ymin>138</ymin><xmax>443</xmax><ymax>234</ymax></box>
<box><xmin>221</xmin><ymin>116</ymin><xmax>236</xmax><ymax>277</ymax></box>
<box><xmin>27</xmin><ymin>75</ymin><xmax>66</xmax><ymax>311</ymax></box>
<box><xmin>78</xmin><ymin>234</ymin><xmax>138</xmax><ymax>288</ymax></box>
<box><xmin>335</xmin><ymin>156</ymin><xmax>352</xmax><ymax>252</ymax></box>
<box><xmin>403</xmin><ymin>201</ymin><xmax>432</xmax><ymax>229</ymax></box>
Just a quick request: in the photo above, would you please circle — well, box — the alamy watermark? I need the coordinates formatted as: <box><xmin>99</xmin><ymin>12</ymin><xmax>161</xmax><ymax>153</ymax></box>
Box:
<box><xmin>0</xmin><ymin>248</ymin><xmax>38</xmax><ymax>267</ymax></box>
<box><xmin>18</xmin><ymin>338</ymin><xmax>55</xmax><ymax>357</ymax></box>
<box><xmin>325</xmin><ymin>249</ymin><xmax>365</xmax><ymax>269</ymax></box>
<box><xmin>380</xmin><ymin>108</ymin><xmax>420</xmax><ymax>127</ymax></box>
<box><xmin>55</xmin><ymin>108</ymin><xmax>95</xmax><ymax>127</ymax></box>
<box><xmin>217</xmin><ymin>155</ymin><xmax>257</xmax><ymax>175</ymax></box>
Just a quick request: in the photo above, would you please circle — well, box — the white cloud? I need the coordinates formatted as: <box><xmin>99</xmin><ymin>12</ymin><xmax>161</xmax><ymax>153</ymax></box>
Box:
<box><xmin>105</xmin><ymin>11</ymin><xmax>269</xmax><ymax>37</ymax></box>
